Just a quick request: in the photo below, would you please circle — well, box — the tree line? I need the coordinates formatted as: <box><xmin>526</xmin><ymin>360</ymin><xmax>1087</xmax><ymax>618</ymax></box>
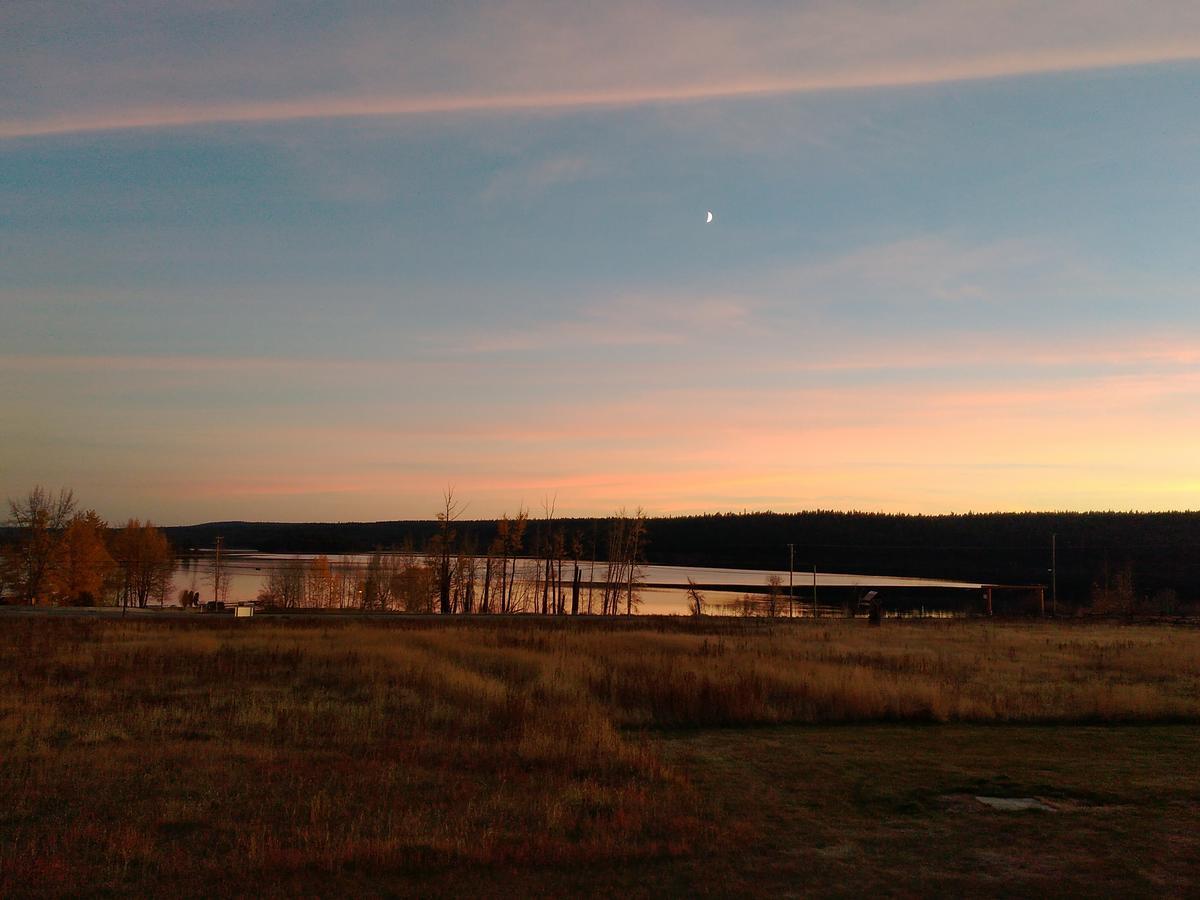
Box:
<box><xmin>2</xmin><ymin>487</ymin><xmax>651</xmax><ymax>615</ymax></box>
<box><xmin>1</xmin><ymin>487</ymin><xmax>174</xmax><ymax>609</ymax></box>
<box><xmin>157</xmin><ymin>509</ymin><xmax>1200</xmax><ymax>611</ymax></box>
<box><xmin>254</xmin><ymin>492</ymin><xmax>649</xmax><ymax>614</ymax></box>
<box><xmin>7</xmin><ymin>488</ymin><xmax>1199</xmax><ymax>614</ymax></box>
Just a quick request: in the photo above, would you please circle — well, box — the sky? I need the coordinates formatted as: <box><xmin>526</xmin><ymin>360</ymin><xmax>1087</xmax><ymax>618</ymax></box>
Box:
<box><xmin>3</xmin><ymin>0</ymin><xmax>1200</xmax><ymax>524</ymax></box>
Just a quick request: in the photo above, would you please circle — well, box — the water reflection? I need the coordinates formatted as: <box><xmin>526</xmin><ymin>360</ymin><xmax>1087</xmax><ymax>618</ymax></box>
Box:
<box><xmin>174</xmin><ymin>551</ymin><xmax>982</xmax><ymax>616</ymax></box>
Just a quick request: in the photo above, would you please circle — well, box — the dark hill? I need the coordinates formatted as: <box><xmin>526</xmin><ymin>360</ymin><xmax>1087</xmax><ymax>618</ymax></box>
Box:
<box><xmin>161</xmin><ymin>510</ymin><xmax>1200</xmax><ymax>607</ymax></box>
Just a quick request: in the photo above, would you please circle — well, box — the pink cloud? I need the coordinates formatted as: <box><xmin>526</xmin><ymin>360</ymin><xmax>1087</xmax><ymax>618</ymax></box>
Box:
<box><xmin>6</xmin><ymin>1</ymin><xmax>1200</xmax><ymax>140</ymax></box>
<box><xmin>6</xmin><ymin>324</ymin><xmax>1200</xmax><ymax>519</ymax></box>
<box><xmin>0</xmin><ymin>353</ymin><xmax>453</xmax><ymax>376</ymax></box>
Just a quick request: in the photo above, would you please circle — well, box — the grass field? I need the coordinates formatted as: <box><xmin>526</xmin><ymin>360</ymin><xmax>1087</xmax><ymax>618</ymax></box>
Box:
<box><xmin>1</xmin><ymin>615</ymin><xmax>1198</xmax><ymax>896</ymax></box>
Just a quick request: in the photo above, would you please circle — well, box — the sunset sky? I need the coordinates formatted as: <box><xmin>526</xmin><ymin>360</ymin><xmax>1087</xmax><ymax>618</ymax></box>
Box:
<box><xmin>3</xmin><ymin>1</ymin><xmax>1200</xmax><ymax>523</ymax></box>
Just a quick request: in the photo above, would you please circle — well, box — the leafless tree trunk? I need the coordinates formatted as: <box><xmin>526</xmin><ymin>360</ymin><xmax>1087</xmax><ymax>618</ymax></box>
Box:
<box><xmin>599</xmin><ymin>510</ymin><xmax>646</xmax><ymax>615</ymax></box>
<box><xmin>686</xmin><ymin>578</ymin><xmax>705</xmax><ymax>616</ymax></box>
<box><xmin>556</xmin><ymin>547</ymin><xmax>565</xmax><ymax>615</ymax></box>
<box><xmin>624</xmin><ymin>510</ymin><xmax>646</xmax><ymax>615</ymax></box>
<box><xmin>588</xmin><ymin>523</ymin><xmax>597</xmax><ymax>615</ymax></box>
<box><xmin>766</xmin><ymin>574</ymin><xmax>784</xmax><ymax>618</ymax></box>
<box><xmin>208</xmin><ymin>537</ymin><xmax>230</xmax><ymax>605</ymax></box>
<box><xmin>437</xmin><ymin>488</ymin><xmax>462</xmax><ymax>615</ymax></box>
<box><xmin>495</xmin><ymin>520</ymin><xmax>509</xmax><ymax>614</ymax></box>
<box><xmin>571</xmin><ymin>554</ymin><xmax>581</xmax><ymax>616</ymax></box>
<box><xmin>499</xmin><ymin>508</ymin><xmax>527</xmax><ymax>614</ymax></box>
<box><xmin>481</xmin><ymin>551</ymin><xmax>493</xmax><ymax>613</ymax></box>
<box><xmin>458</xmin><ymin>537</ymin><xmax>476</xmax><ymax>614</ymax></box>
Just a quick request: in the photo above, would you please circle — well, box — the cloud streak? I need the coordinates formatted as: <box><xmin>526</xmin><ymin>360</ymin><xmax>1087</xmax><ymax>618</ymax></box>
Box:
<box><xmin>5</xmin><ymin>0</ymin><xmax>1200</xmax><ymax>139</ymax></box>
<box><xmin>6</xmin><ymin>48</ymin><xmax>1200</xmax><ymax>140</ymax></box>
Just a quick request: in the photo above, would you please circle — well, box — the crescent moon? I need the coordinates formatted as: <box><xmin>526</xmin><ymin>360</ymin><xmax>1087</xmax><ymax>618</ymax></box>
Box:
<box><xmin>706</xmin><ymin>211</ymin><xmax>713</xmax><ymax>223</ymax></box>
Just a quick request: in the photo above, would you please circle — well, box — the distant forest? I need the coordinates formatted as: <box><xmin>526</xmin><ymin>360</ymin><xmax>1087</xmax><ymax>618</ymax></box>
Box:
<box><xmin>160</xmin><ymin>511</ymin><xmax>1200</xmax><ymax>609</ymax></box>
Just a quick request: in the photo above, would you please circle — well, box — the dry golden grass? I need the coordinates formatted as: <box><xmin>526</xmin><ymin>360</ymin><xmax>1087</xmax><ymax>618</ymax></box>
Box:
<box><xmin>562</xmin><ymin>620</ymin><xmax>1200</xmax><ymax>725</ymax></box>
<box><xmin>0</xmin><ymin>619</ymin><xmax>691</xmax><ymax>896</ymax></box>
<box><xmin>1</xmin><ymin>616</ymin><xmax>1199</xmax><ymax>895</ymax></box>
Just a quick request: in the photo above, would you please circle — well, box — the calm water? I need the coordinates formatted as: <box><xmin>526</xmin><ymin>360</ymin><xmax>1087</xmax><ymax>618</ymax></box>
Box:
<box><xmin>173</xmin><ymin>552</ymin><xmax>982</xmax><ymax>615</ymax></box>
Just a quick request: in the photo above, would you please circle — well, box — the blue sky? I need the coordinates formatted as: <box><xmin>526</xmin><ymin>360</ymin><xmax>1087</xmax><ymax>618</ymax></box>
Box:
<box><xmin>3</xmin><ymin>1</ymin><xmax>1200</xmax><ymax>522</ymax></box>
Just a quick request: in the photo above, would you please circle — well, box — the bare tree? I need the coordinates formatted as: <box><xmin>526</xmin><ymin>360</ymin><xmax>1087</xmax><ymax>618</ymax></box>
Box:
<box><xmin>395</xmin><ymin>552</ymin><xmax>436</xmax><ymax>613</ymax></box>
<box><xmin>4</xmin><ymin>486</ymin><xmax>76</xmax><ymax>604</ymax></box>
<box><xmin>261</xmin><ymin>557</ymin><xmax>306</xmax><ymax>608</ymax></box>
<box><xmin>722</xmin><ymin>593</ymin><xmax>763</xmax><ymax>617</ymax></box>
<box><xmin>361</xmin><ymin>552</ymin><xmax>400</xmax><ymax>610</ymax></box>
<box><xmin>111</xmin><ymin>519</ymin><xmax>174</xmax><ymax>610</ymax></box>
<box><xmin>207</xmin><ymin>537</ymin><xmax>230</xmax><ymax>605</ymax></box>
<box><xmin>481</xmin><ymin>543</ymin><xmax>495</xmax><ymax>614</ymax></box>
<box><xmin>602</xmin><ymin>509</ymin><xmax>646</xmax><ymax>615</ymax></box>
<box><xmin>623</xmin><ymin>509</ymin><xmax>647</xmax><ymax>615</ymax></box>
<box><xmin>602</xmin><ymin>516</ymin><xmax>623</xmax><ymax>615</ymax></box>
<box><xmin>570</xmin><ymin>532</ymin><xmax>583</xmax><ymax>615</ymax></box>
<box><xmin>456</xmin><ymin>535</ymin><xmax>477</xmax><ymax>613</ymax></box>
<box><xmin>686</xmin><ymin>578</ymin><xmax>706</xmax><ymax>616</ymax></box>
<box><xmin>765</xmin><ymin>574</ymin><xmax>784</xmax><ymax>618</ymax></box>
<box><xmin>495</xmin><ymin>509</ymin><xmax>527</xmax><ymax>614</ymax></box>
<box><xmin>539</xmin><ymin>495</ymin><xmax>558</xmax><ymax>615</ymax></box>
<box><xmin>554</xmin><ymin>531</ymin><xmax>566</xmax><ymax>615</ymax></box>
<box><xmin>435</xmin><ymin>488</ymin><xmax>463</xmax><ymax>615</ymax></box>
<box><xmin>587</xmin><ymin>521</ymin><xmax>598</xmax><ymax>614</ymax></box>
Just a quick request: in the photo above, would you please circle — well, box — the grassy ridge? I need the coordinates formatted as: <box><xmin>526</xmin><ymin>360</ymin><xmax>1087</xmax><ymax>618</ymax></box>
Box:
<box><xmin>2</xmin><ymin>618</ymin><xmax>1199</xmax><ymax>895</ymax></box>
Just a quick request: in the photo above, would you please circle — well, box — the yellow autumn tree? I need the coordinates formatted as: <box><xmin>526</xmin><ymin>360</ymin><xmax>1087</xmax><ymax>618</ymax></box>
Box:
<box><xmin>51</xmin><ymin>510</ymin><xmax>116</xmax><ymax>605</ymax></box>
<box><xmin>110</xmin><ymin>519</ymin><xmax>175</xmax><ymax>610</ymax></box>
<box><xmin>305</xmin><ymin>555</ymin><xmax>336</xmax><ymax>608</ymax></box>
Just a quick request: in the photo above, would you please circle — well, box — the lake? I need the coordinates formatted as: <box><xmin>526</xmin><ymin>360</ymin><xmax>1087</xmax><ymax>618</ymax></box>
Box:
<box><xmin>173</xmin><ymin>551</ymin><xmax>983</xmax><ymax>615</ymax></box>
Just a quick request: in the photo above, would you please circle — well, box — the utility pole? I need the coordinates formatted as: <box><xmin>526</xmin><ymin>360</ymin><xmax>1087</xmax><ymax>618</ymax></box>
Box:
<box><xmin>812</xmin><ymin>562</ymin><xmax>818</xmax><ymax>618</ymax></box>
<box><xmin>1051</xmin><ymin>533</ymin><xmax>1057</xmax><ymax>616</ymax></box>
<box><xmin>788</xmin><ymin>543</ymin><xmax>795</xmax><ymax>618</ymax></box>
<box><xmin>214</xmin><ymin>535</ymin><xmax>224</xmax><ymax>606</ymax></box>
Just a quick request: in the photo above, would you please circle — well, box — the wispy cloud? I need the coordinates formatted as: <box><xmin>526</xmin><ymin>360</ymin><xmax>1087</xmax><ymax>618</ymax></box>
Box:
<box><xmin>481</xmin><ymin>155</ymin><xmax>600</xmax><ymax>204</ymax></box>
<box><xmin>9</xmin><ymin>334</ymin><xmax>1200</xmax><ymax>519</ymax></box>
<box><xmin>0</xmin><ymin>353</ymin><xmax>449</xmax><ymax>376</ymax></box>
<box><xmin>5</xmin><ymin>48</ymin><xmax>1198</xmax><ymax>140</ymax></box>
<box><xmin>445</xmin><ymin>292</ymin><xmax>753</xmax><ymax>353</ymax></box>
<box><xmin>765</xmin><ymin>332</ymin><xmax>1200</xmax><ymax>376</ymax></box>
<box><xmin>5</xmin><ymin>1</ymin><xmax>1200</xmax><ymax>138</ymax></box>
